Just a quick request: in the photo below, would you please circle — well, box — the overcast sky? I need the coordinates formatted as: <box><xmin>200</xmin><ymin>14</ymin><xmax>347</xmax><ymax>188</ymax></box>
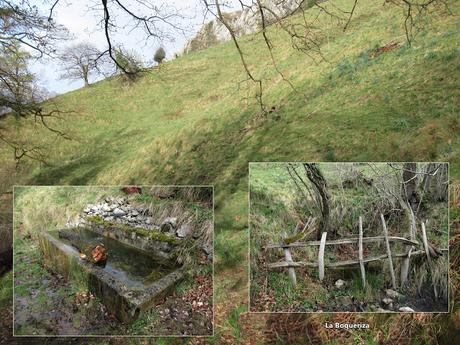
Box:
<box><xmin>30</xmin><ymin>0</ymin><xmax>217</xmax><ymax>95</ymax></box>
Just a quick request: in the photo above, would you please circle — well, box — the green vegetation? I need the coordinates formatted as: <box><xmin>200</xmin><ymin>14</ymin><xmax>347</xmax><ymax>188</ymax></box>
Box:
<box><xmin>1</xmin><ymin>1</ymin><xmax>458</xmax><ymax>188</ymax></box>
<box><xmin>225</xmin><ymin>305</ymin><xmax>247</xmax><ymax>341</ymax></box>
<box><xmin>0</xmin><ymin>271</ymin><xmax>12</xmax><ymax>308</ymax></box>
<box><xmin>250</xmin><ymin>162</ymin><xmax>449</xmax><ymax>312</ymax></box>
<box><xmin>12</xmin><ymin>186</ymin><xmax>213</xmax><ymax>335</ymax></box>
<box><xmin>0</xmin><ymin>0</ymin><xmax>459</xmax><ymax>342</ymax></box>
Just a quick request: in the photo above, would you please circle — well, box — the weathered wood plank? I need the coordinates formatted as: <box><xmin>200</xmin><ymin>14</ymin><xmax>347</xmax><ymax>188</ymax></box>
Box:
<box><xmin>264</xmin><ymin>236</ymin><xmax>418</xmax><ymax>250</ymax></box>
<box><xmin>381</xmin><ymin>214</ymin><xmax>396</xmax><ymax>289</ymax></box>
<box><xmin>358</xmin><ymin>217</ymin><xmax>366</xmax><ymax>288</ymax></box>
<box><xmin>318</xmin><ymin>232</ymin><xmax>327</xmax><ymax>281</ymax></box>
<box><xmin>400</xmin><ymin>245</ymin><xmax>412</xmax><ymax>286</ymax></box>
<box><xmin>267</xmin><ymin>250</ymin><xmax>427</xmax><ymax>269</ymax></box>
<box><xmin>281</xmin><ymin>232</ymin><xmax>297</xmax><ymax>286</ymax></box>
<box><xmin>421</xmin><ymin>222</ymin><xmax>438</xmax><ymax>299</ymax></box>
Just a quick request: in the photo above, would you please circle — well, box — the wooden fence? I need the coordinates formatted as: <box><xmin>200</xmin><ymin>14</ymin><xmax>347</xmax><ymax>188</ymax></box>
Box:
<box><xmin>265</xmin><ymin>214</ymin><xmax>445</xmax><ymax>292</ymax></box>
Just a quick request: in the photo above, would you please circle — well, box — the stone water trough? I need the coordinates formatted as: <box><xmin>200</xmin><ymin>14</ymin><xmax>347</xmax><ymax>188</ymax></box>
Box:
<box><xmin>39</xmin><ymin>226</ymin><xmax>184</xmax><ymax>323</ymax></box>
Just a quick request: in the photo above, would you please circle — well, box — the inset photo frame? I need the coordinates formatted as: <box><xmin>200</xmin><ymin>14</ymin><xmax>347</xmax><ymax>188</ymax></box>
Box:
<box><xmin>249</xmin><ymin>162</ymin><xmax>449</xmax><ymax>313</ymax></box>
<box><xmin>13</xmin><ymin>185</ymin><xmax>214</xmax><ymax>336</ymax></box>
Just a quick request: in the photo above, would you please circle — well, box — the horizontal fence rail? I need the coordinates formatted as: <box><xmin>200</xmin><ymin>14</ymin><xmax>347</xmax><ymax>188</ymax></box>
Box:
<box><xmin>264</xmin><ymin>236</ymin><xmax>419</xmax><ymax>250</ymax></box>
<box><xmin>267</xmin><ymin>250</ymin><xmax>426</xmax><ymax>269</ymax></box>
<box><xmin>264</xmin><ymin>214</ymin><xmax>446</xmax><ymax>295</ymax></box>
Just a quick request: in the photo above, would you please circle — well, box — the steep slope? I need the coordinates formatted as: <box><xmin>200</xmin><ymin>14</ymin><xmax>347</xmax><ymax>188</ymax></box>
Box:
<box><xmin>0</xmin><ymin>0</ymin><xmax>460</xmax><ymax>341</ymax></box>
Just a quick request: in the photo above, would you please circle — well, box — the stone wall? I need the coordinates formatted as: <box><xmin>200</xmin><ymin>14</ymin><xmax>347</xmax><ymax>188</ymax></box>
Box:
<box><xmin>66</xmin><ymin>196</ymin><xmax>212</xmax><ymax>261</ymax></box>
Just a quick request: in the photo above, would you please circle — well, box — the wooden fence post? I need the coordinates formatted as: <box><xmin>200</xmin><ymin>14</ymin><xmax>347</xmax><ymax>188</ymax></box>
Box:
<box><xmin>421</xmin><ymin>222</ymin><xmax>438</xmax><ymax>299</ymax></box>
<box><xmin>380</xmin><ymin>214</ymin><xmax>396</xmax><ymax>289</ymax></box>
<box><xmin>281</xmin><ymin>232</ymin><xmax>297</xmax><ymax>286</ymax></box>
<box><xmin>400</xmin><ymin>246</ymin><xmax>413</xmax><ymax>286</ymax></box>
<box><xmin>318</xmin><ymin>232</ymin><xmax>327</xmax><ymax>281</ymax></box>
<box><xmin>358</xmin><ymin>217</ymin><xmax>366</xmax><ymax>288</ymax></box>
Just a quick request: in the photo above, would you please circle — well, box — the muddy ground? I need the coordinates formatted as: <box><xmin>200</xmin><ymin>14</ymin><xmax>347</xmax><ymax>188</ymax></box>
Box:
<box><xmin>13</xmin><ymin>242</ymin><xmax>213</xmax><ymax>336</ymax></box>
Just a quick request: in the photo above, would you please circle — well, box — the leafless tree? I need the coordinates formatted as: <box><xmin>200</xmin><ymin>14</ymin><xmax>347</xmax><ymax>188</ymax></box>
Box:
<box><xmin>0</xmin><ymin>0</ymin><xmax>67</xmax><ymax>56</ymax></box>
<box><xmin>0</xmin><ymin>1</ymin><xmax>71</xmax><ymax>165</ymax></box>
<box><xmin>1</xmin><ymin>0</ymin><xmax>187</xmax><ymax>164</ymax></box>
<box><xmin>286</xmin><ymin>162</ymin><xmax>332</xmax><ymax>239</ymax></box>
<box><xmin>58</xmin><ymin>42</ymin><xmax>107</xmax><ymax>87</ymax></box>
<box><xmin>47</xmin><ymin>0</ymin><xmax>188</xmax><ymax>76</ymax></box>
<box><xmin>303</xmin><ymin>163</ymin><xmax>332</xmax><ymax>238</ymax></box>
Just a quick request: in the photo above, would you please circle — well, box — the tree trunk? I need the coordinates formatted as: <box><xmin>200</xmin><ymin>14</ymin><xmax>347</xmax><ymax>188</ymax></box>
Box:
<box><xmin>83</xmin><ymin>74</ymin><xmax>89</xmax><ymax>87</ymax></box>
<box><xmin>402</xmin><ymin>162</ymin><xmax>420</xmax><ymax>213</ymax></box>
<box><xmin>58</xmin><ymin>230</ymin><xmax>107</xmax><ymax>266</ymax></box>
<box><xmin>304</xmin><ymin>163</ymin><xmax>332</xmax><ymax>239</ymax></box>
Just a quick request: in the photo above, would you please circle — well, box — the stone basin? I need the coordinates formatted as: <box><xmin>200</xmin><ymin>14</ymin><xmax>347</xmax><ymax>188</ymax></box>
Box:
<box><xmin>38</xmin><ymin>228</ymin><xmax>184</xmax><ymax>323</ymax></box>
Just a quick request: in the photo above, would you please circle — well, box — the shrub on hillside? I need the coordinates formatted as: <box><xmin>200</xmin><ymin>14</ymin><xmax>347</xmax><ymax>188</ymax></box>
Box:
<box><xmin>154</xmin><ymin>47</ymin><xmax>166</xmax><ymax>65</ymax></box>
<box><xmin>114</xmin><ymin>48</ymin><xmax>143</xmax><ymax>80</ymax></box>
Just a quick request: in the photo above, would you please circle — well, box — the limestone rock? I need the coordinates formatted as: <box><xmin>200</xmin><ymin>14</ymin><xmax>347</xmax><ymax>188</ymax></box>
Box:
<box><xmin>386</xmin><ymin>289</ymin><xmax>404</xmax><ymax>299</ymax></box>
<box><xmin>176</xmin><ymin>224</ymin><xmax>193</xmax><ymax>238</ymax></box>
<box><xmin>382</xmin><ymin>298</ymin><xmax>393</xmax><ymax>305</ymax></box>
<box><xmin>160</xmin><ymin>217</ymin><xmax>177</xmax><ymax>232</ymax></box>
<box><xmin>399</xmin><ymin>306</ymin><xmax>415</xmax><ymax>312</ymax></box>
<box><xmin>101</xmin><ymin>204</ymin><xmax>111</xmax><ymax>212</ymax></box>
<box><xmin>113</xmin><ymin>208</ymin><xmax>126</xmax><ymax>217</ymax></box>
<box><xmin>183</xmin><ymin>0</ymin><xmax>306</xmax><ymax>54</ymax></box>
<box><xmin>335</xmin><ymin>279</ymin><xmax>345</xmax><ymax>288</ymax></box>
<box><xmin>202</xmin><ymin>244</ymin><xmax>212</xmax><ymax>255</ymax></box>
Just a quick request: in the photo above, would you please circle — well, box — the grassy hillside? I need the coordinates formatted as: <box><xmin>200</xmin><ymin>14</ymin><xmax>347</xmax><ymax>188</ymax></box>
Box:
<box><xmin>1</xmin><ymin>0</ymin><xmax>460</xmax><ymax>342</ymax></box>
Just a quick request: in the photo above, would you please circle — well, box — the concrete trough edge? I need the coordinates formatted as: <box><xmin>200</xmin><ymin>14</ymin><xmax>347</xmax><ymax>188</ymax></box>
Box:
<box><xmin>38</xmin><ymin>231</ymin><xmax>184</xmax><ymax>323</ymax></box>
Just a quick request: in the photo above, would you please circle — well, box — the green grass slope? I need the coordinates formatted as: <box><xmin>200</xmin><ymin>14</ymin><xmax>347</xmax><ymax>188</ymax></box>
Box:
<box><xmin>1</xmin><ymin>0</ymin><xmax>460</xmax><ymax>341</ymax></box>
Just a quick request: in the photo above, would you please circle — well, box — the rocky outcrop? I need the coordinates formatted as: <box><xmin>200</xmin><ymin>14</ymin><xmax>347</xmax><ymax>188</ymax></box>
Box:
<box><xmin>183</xmin><ymin>0</ymin><xmax>305</xmax><ymax>54</ymax></box>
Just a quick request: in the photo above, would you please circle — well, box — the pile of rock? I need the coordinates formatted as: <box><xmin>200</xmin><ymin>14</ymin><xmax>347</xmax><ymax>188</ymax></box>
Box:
<box><xmin>67</xmin><ymin>197</ymin><xmax>196</xmax><ymax>240</ymax></box>
<box><xmin>65</xmin><ymin>197</ymin><xmax>213</xmax><ymax>262</ymax></box>
<box><xmin>83</xmin><ymin>196</ymin><xmax>157</xmax><ymax>230</ymax></box>
<box><xmin>380</xmin><ymin>289</ymin><xmax>415</xmax><ymax>312</ymax></box>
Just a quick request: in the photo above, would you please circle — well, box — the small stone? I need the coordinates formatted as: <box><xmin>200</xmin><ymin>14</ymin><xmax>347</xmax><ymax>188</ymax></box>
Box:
<box><xmin>113</xmin><ymin>208</ymin><xmax>126</xmax><ymax>217</ymax></box>
<box><xmin>101</xmin><ymin>204</ymin><xmax>111</xmax><ymax>212</ymax></box>
<box><xmin>386</xmin><ymin>289</ymin><xmax>404</xmax><ymax>299</ymax></box>
<box><xmin>399</xmin><ymin>306</ymin><xmax>415</xmax><ymax>312</ymax></box>
<box><xmin>176</xmin><ymin>224</ymin><xmax>193</xmax><ymax>238</ymax></box>
<box><xmin>335</xmin><ymin>279</ymin><xmax>345</xmax><ymax>288</ymax></box>
<box><xmin>131</xmin><ymin>210</ymin><xmax>139</xmax><ymax>216</ymax></box>
<box><xmin>160</xmin><ymin>217</ymin><xmax>177</xmax><ymax>232</ymax></box>
<box><xmin>105</xmin><ymin>216</ymin><xmax>114</xmax><ymax>221</ymax></box>
<box><xmin>202</xmin><ymin>244</ymin><xmax>212</xmax><ymax>255</ymax></box>
<box><xmin>164</xmin><ymin>217</ymin><xmax>177</xmax><ymax>227</ymax></box>
<box><xmin>382</xmin><ymin>298</ymin><xmax>393</xmax><ymax>305</ymax></box>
